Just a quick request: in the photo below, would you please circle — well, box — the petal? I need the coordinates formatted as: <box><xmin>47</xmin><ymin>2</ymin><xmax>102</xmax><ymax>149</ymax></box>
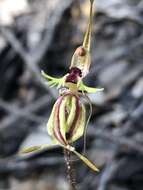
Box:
<box><xmin>41</xmin><ymin>70</ymin><xmax>64</xmax><ymax>88</ymax></box>
<box><xmin>67</xmin><ymin>96</ymin><xmax>77</xmax><ymax>132</ymax></box>
<box><xmin>79</xmin><ymin>81</ymin><xmax>104</xmax><ymax>93</ymax></box>
<box><xmin>59</xmin><ymin>97</ymin><xmax>69</xmax><ymax>140</ymax></box>
<box><xmin>19</xmin><ymin>144</ymin><xmax>58</xmax><ymax>154</ymax></box>
<box><xmin>73</xmin><ymin>150</ymin><xmax>99</xmax><ymax>172</ymax></box>
<box><xmin>47</xmin><ymin>101</ymin><xmax>58</xmax><ymax>136</ymax></box>
<box><xmin>69</xmin><ymin>103</ymin><xmax>86</xmax><ymax>142</ymax></box>
<box><xmin>63</xmin><ymin>145</ymin><xmax>99</xmax><ymax>172</ymax></box>
<box><xmin>53</xmin><ymin>96</ymin><xmax>68</xmax><ymax>145</ymax></box>
<box><xmin>20</xmin><ymin>146</ymin><xmax>42</xmax><ymax>154</ymax></box>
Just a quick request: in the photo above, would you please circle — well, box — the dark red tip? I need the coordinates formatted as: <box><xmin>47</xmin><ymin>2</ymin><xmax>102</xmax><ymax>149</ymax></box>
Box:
<box><xmin>66</xmin><ymin>67</ymin><xmax>82</xmax><ymax>84</ymax></box>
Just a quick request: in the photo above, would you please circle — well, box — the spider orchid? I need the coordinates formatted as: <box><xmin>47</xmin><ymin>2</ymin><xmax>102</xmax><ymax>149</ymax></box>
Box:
<box><xmin>21</xmin><ymin>0</ymin><xmax>103</xmax><ymax>172</ymax></box>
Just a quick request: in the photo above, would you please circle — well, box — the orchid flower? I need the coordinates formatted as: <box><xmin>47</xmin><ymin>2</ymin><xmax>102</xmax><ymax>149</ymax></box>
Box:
<box><xmin>21</xmin><ymin>0</ymin><xmax>103</xmax><ymax>173</ymax></box>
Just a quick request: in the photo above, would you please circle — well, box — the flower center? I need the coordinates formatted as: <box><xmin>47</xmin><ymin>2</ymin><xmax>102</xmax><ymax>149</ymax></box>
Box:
<box><xmin>65</xmin><ymin>67</ymin><xmax>82</xmax><ymax>84</ymax></box>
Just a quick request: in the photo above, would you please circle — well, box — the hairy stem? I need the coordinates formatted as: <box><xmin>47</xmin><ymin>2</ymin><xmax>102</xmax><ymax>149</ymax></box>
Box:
<box><xmin>64</xmin><ymin>149</ymin><xmax>77</xmax><ymax>190</ymax></box>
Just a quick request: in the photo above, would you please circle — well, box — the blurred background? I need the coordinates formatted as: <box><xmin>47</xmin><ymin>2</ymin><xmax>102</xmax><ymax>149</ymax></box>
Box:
<box><xmin>0</xmin><ymin>0</ymin><xmax>143</xmax><ymax>189</ymax></box>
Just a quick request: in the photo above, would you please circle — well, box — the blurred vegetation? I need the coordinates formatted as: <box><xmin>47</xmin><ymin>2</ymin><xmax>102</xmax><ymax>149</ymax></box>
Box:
<box><xmin>0</xmin><ymin>0</ymin><xmax>143</xmax><ymax>190</ymax></box>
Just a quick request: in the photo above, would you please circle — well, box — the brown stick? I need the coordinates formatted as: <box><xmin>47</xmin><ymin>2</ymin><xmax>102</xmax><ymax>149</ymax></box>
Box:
<box><xmin>64</xmin><ymin>149</ymin><xmax>77</xmax><ymax>190</ymax></box>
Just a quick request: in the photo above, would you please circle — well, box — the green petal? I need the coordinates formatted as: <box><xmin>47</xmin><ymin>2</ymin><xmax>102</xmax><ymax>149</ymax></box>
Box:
<box><xmin>73</xmin><ymin>150</ymin><xmax>99</xmax><ymax>172</ymax></box>
<box><xmin>56</xmin><ymin>143</ymin><xmax>99</xmax><ymax>172</ymax></box>
<box><xmin>70</xmin><ymin>104</ymin><xmax>86</xmax><ymax>142</ymax></box>
<box><xmin>79</xmin><ymin>81</ymin><xmax>104</xmax><ymax>93</ymax></box>
<box><xmin>59</xmin><ymin>97</ymin><xmax>69</xmax><ymax>141</ymax></box>
<box><xmin>41</xmin><ymin>70</ymin><xmax>64</xmax><ymax>88</ymax></box>
<box><xmin>67</xmin><ymin>96</ymin><xmax>77</xmax><ymax>132</ymax></box>
<box><xmin>19</xmin><ymin>144</ymin><xmax>58</xmax><ymax>154</ymax></box>
<box><xmin>63</xmin><ymin>145</ymin><xmax>99</xmax><ymax>172</ymax></box>
<box><xmin>20</xmin><ymin>146</ymin><xmax>42</xmax><ymax>154</ymax></box>
<box><xmin>47</xmin><ymin>101</ymin><xmax>59</xmax><ymax>137</ymax></box>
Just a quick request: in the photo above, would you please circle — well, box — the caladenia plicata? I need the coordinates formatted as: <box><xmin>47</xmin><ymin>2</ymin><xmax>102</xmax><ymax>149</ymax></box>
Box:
<box><xmin>21</xmin><ymin>0</ymin><xmax>103</xmax><ymax>188</ymax></box>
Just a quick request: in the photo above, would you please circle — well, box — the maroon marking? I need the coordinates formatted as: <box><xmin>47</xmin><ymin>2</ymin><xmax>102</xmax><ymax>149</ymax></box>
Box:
<box><xmin>53</xmin><ymin>96</ymin><xmax>67</xmax><ymax>145</ymax></box>
<box><xmin>66</xmin><ymin>67</ymin><xmax>82</xmax><ymax>84</ymax></box>
<box><xmin>53</xmin><ymin>93</ymin><xmax>79</xmax><ymax>144</ymax></box>
<box><xmin>69</xmin><ymin>67</ymin><xmax>82</xmax><ymax>77</ymax></box>
<box><xmin>53</xmin><ymin>104</ymin><xmax>63</xmax><ymax>144</ymax></box>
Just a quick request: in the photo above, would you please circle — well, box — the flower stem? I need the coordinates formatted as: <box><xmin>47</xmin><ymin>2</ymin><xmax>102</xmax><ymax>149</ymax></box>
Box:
<box><xmin>64</xmin><ymin>148</ymin><xmax>77</xmax><ymax>190</ymax></box>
